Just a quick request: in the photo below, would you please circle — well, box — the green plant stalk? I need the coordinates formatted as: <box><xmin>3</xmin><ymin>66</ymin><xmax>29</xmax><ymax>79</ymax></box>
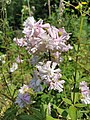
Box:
<box><xmin>72</xmin><ymin>15</ymin><xmax>84</xmax><ymax>104</ymax></box>
<box><xmin>0</xmin><ymin>92</ymin><xmax>14</xmax><ymax>102</ymax></box>
<box><xmin>48</xmin><ymin>0</ymin><xmax>51</xmax><ymax>16</ymax></box>
<box><xmin>27</xmin><ymin>0</ymin><xmax>31</xmax><ymax>16</ymax></box>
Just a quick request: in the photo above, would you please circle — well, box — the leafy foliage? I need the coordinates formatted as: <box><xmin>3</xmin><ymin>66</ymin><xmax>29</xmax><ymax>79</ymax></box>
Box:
<box><xmin>0</xmin><ymin>0</ymin><xmax>90</xmax><ymax>120</ymax></box>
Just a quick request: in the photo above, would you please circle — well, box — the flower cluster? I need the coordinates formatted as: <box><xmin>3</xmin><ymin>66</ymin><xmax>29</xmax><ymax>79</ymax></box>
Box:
<box><xmin>14</xmin><ymin>16</ymin><xmax>72</xmax><ymax>62</ymax></box>
<box><xmin>36</xmin><ymin>61</ymin><xmax>65</xmax><ymax>92</ymax></box>
<box><xmin>79</xmin><ymin>81</ymin><xmax>90</xmax><ymax>104</ymax></box>
<box><xmin>14</xmin><ymin>16</ymin><xmax>73</xmax><ymax>108</ymax></box>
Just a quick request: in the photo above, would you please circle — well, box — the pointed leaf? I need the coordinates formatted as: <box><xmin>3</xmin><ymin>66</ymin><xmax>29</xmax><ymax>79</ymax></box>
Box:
<box><xmin>68</xmin><ymin>105</ymin><xmax>77</xmax><ymax>120</ymax></box>
<box><xmin>62</xmin><ymin>98</ymin><xmax>72</xmax><ymax>105</ymax></box>
<box><xmin>75</xmin><ymin>103</ymin><xmax>86</xmax><ymax>108</ymax></box>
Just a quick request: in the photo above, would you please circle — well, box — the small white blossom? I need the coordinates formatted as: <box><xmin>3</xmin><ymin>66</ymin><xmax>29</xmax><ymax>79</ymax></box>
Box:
<box><xmin>9</xmin><ymin>63</ymin><xmax>18</xmax><ymax>72</ymax></box>
<box><xmin>49</xmin><ymin>80</ymin><xmax>65</xmax><ymax>92</ymax></box>
<box><xmin>16</xmin><ymin>55</ymin><xmax>23</xmax><ymax>63</ymax></box>
<box><xmin>13</xmin><ymin>38</ymin><xmax>27</xmax><ymax>47</ymax></box>
<box><xmin>19</xmin><ymin>84</ymin><xmax>29</xmax><ymax>94</ymax></box>
<box><xmin>0</xmin><ymin>54</ymin><xmax>6</xmax><ymax>64</ymax></box>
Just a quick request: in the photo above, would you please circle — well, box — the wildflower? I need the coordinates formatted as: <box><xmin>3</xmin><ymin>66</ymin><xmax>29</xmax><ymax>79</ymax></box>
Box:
<box><xmin>29</xmin><ymin>71</ymin><xmax>43</xmax><ymax>92</ymax></box>
<box><xmin>49</xmin><ymin>80</ymin><xmax>65</xmax><ymax>92</ymax></box>
<box><xmin>52</xmin><ymin>52</ymin><xmax>63</xmax><ymax>63</ymax></box>
<box><xmin>36</xmin><ymin>61</ymin><xmax>61</xmax><ymax>82</ymax></box>
<box><xmin>36</xmin><ymin>61</ymin><xmax>65</xmax><ymax>92</ymax></box>
<box><xmin>30</xmin><ymin>55</ymin><xmax>39</xmax><ymax>65</ymax></box>
<box><xmin>9</xmin><ymin>62</ymin><xmax>18</xmax><ymax>72</ymax></box>
<box><xmin>47</xmin><ymin>27</ymin><xmax>72</xmax><ymax>52</ymax></box>
<box><xmin>15</xmin><ymin>84</ymin><xmax>30</xmax><ymax>108</ymax></box>
<box><xmin>15</xmin><ymin>93</ymin><xmax>30</xmax><ymax>108</ymax></box>
<box><xmin>0</xmin><ymin>54</ymin><xmax>6</xmax><ymax>64</ymax></box>
<box><xmin>13</xmin><ymin>38</ymin><xmax>27</xmax><ymax>47</ymax></box>
<box><xmin>13</xmin><ymin>16</ymin><xmax>72</xmax><ymax>55</ymax></box>
<box><xmin>79</xmin><ymin>81</ymin><xmax>90</xmax><ymax>104</ymax></box>
<box><xmin>16</xmin><ymin>55</ymin><xmax>23</xmax><ymax>63</ymax></box>
<box><xmin>25</xmin><ymin>36</ymin><xmax>46</xmax><ymax>54</ymax></box>
<box><xmin>19</xmin><ymin>84</ymin><xmax>29</xmax><ymax>94</ymax></box>
<box><xmin>23</xmin><ymin>16</ymin><xmax>46</xmax><ymax>37</ymax></box>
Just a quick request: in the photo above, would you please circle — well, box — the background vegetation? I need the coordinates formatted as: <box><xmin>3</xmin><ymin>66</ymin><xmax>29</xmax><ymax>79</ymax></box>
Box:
<box><xmin>0</xmin><ymin>0</ymin><xmax>90</xmax><ymax>120</ymax></box>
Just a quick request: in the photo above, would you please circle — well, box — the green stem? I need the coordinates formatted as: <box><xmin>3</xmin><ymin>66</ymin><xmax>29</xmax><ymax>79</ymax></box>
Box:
<box><xmin>48</xmin><ymin>0</ymin><xmax>51</xmax><ymax>16</ymax></box>
<box><xmin>0</xmin><ymin>92</ymin><xmax>14</xmax><ymax>102</ymax></box>
<box><xmin>73</xmin><ymin>15</ymin><xmax>84</xmax><ymax>104</ymax></box>
<box><xmin>27</xmin><ymin>0</ymin><xmax>31</xmax><ymax>16</ymax></box>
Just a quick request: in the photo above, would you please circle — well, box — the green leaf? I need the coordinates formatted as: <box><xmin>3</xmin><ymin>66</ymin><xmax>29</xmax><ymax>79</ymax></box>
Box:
<box><xmin>53</xmin><ymin>104</ymin><xmax>68</xmax><ymax>118</ymax></box>
<box><xmin>75</xmin><ymin>103</ymin><xmax>86</xmax><ymax>108</ymax></box>
<box><xmin>71</xmin><ymin>92</ymin><xmax>79</xmax><ymax>104</ymax></box>
<box><xmin>31</xmin><ymin>108</ymin><xmax>44</xmax><ymax>120</ymax></box>
<box><xmin>68</xmin><ymin>105</ymin><xmax>77</xmax><ymax>120</ymax></box>
<box><xmin>62</xmin><ymin>98</ymin><xmax>72</xmax><ymax>105</ymax></box>
<box><xmin>53</xmin><ymin>104</ymin><xmax>64</xmax><ymax>115</ymax></box>
<box><xmin>46</xmin><ymin>115</ymin><xmax>59</xmax><ymax>120</ymax></box>
<box><xmin>76</xmin><ymin>71</ymin><xmax>80</xmax><ymax>81</ymax></box>
<box><xmin>17</xmin><ymin>115</ymin><xmax>37</xmax><ymax>120</ymax></box>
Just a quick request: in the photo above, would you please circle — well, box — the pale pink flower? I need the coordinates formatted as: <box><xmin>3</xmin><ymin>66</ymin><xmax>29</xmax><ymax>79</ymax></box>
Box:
<box><xmin>49</xmin><ymin>80</ymin><xmax>65</xmax><ymax>92</ymax></box>
<box><xmin>23</xmin><ymin>16</ymin><xmax>35</xmax><ymax>27</ymax></box>
<box><xmin>79</xmin><ymin>81</ymin><xmax>90</xmax><ymax>104</ymax></box>
<box><xmin>19</xmin><ymin>84</ymin><xmax>29</xmax><ymax>94</ymax></box>
<box><xmin>13</xmin><ymin>16</ymin><xmax>72</xmax><ymax>55</ymax></box>
<box><xmin>52</xmin><ymin>52</ymin><xmax>63</xmax><ymax>63</ymax></box>
<box><xmin>48</xmin><ymin>26</ymin><xmax>59</xmax><ymax>39</ymax></box>
<box><xmin>81</xmin><ymin>96</ymin><xmax>90</xmax><ymax>104</ymax></box>
<box><xmin>36</xmin><ymin>61</ymin><xmax>65</xmax><ymax>92</ymax></box>
<box><xmin>13</xmin><ymin>38</ymin><xmax>27</xmax><ymax>47</ymax></box>
<box><xmin>46</xmin><ymin>27</ymin><xmax>72</xmax><ymax>52</ymax></box>
<box><xmin>16</xmin><ymin>55</ymin><xmax>23</xmax><ymax>63</ymax></box>
<box><xmin>36</xmin><ymin>61</ymin><xmax>61</xmax><ymax>80</ymax></box>
<box><xmin>23</xmin><ymin>16</ymin><xmax>46</xmax><ymax>37</ymax></box>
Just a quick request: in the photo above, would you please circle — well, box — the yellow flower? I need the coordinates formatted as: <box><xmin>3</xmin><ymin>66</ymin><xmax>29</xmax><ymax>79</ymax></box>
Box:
<box><xmin>81</xmin><ymin>2</ymin><xmax>87</xmax><ymax>5</ymax></box>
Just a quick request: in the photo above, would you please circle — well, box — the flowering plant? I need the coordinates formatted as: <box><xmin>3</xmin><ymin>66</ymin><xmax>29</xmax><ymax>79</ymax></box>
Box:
<box><xmin>13</xmin><ymin>16</ymin><xmax>73</xmax><ymax>108</ymax></box>
<box><xmin>1</xmin><ymin>11</ymin><xmax>90</xmax><ymax>119</ymax></box>
<box><xmin>12</xmin><ymin>16</ymin><xmax>90</xmax><ymax>120</ymax></box>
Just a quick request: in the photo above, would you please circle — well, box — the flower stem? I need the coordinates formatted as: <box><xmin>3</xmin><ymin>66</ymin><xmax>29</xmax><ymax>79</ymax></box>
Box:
<box><xmin>27</xmin><ymin>0</ymin><xmax>31</xmax><ymax>16</ymax></box>
<box><xmin>73</xmin><ymin>15</ymin><xmax>84</xmax><ymax>104</ymax></box>
<box><xmin>48</xmin><ymin>0</ymin><xmax>51</xmax><ymax>16</ymax></box>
